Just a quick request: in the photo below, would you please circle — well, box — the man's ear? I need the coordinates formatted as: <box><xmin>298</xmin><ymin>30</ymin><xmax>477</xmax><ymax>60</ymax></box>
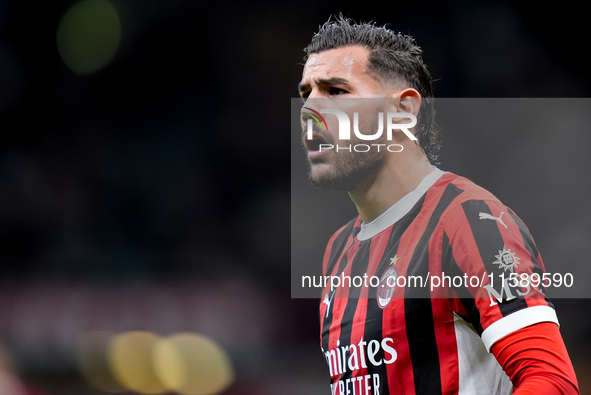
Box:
<box><xmin>396</xmin><ymin>88</ymin><xmax>422</xmax><ymax>117</ymax></box>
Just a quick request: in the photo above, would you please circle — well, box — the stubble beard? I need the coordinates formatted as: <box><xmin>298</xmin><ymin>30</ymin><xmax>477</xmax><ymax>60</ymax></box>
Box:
<box><xmin>307</xmin><ymin>116</ymin><xmax>388</xmax><ymax>192</ymax></box>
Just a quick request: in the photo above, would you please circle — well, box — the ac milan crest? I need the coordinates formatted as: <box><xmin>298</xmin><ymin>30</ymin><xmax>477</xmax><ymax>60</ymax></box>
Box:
<box><xmin>377</xmin><ymin>266</ymin><xmax>398</xmax><ymax>309</ymax></box>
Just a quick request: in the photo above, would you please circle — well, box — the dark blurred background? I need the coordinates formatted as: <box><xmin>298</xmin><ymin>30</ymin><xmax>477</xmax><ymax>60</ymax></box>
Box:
<box><xmin>0</xmin><ymin>0</ymin><xmax>589</xmax><ymax>394</ymax></box>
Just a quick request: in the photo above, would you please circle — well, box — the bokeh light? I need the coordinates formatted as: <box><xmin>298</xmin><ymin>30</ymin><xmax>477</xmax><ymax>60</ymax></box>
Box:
<box><xmin>56</xmin><ymin>0</ymin><xmax>121</xmax><ymax>75</ymax></box>
<box><xmin>77</xmin><ymin>331</ymin><xmax>126</xmax><ymax>393</ymax></box>
<box><xmin>108</xmin><ymin>332</ymin><xmax>167</xmax><ymax>394</ymax></box>
<box><xmin>78</xmin><ymin>331</ymin><xmax>235</xmax><ymax>394</ymax></box>
<box><xmin>153</xmin><ymin>333</ymin><xmax>234</xmax><ymax>395</ymax></box>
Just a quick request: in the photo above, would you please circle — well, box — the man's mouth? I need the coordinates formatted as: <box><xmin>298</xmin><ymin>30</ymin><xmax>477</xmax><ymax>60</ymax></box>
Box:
<box><xmin>308</xmin><ymin>137</ymin><xmax>325</xmax><ymax>152</ymax></box>
<box><xmin>305</xmin><ymin>132</ymin><xmax>328</xmax><ymax>152</ymax></box>
<box><xmin>304</xmin><ymin>132</ymin><xmax>331</xmax><ymax>160</ymax></box>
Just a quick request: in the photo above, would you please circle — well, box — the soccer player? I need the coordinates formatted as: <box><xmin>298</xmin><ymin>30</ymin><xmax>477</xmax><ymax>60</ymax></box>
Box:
<box><xmin>297</xmin><ymin>17</ymin><xmax>579</xmax><ymax>395</ymax></box>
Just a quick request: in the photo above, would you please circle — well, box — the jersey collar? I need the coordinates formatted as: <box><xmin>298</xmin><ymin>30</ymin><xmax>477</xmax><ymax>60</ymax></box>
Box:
<box><xmin>357</xmin><ymin>167</ymin><xmax>446</xmax><ymax>241</ymax></box>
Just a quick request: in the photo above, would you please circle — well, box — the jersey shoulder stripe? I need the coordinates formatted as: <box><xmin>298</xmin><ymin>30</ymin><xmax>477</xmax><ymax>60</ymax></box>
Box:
<box><xmin>323</xmin><ymin>217</ymin><xmax>360</xmax><ymax>277</ymax></box>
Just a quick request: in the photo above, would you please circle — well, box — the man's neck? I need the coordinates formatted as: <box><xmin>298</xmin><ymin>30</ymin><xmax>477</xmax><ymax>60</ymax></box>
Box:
<box><xmin>349</xmin><ymin>158</ymin><xmax>435</xmax><ymax>223</ymax></box>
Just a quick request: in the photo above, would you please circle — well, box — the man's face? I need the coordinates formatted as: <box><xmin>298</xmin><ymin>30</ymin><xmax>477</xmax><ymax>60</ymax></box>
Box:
<box><xmin>298</xmin><ymin>46</ymin><xmax>389</xmax><ymax>191</ymax></box>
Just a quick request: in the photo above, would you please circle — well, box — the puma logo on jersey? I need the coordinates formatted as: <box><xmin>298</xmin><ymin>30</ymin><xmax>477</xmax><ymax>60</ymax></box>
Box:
<box><xmin>479</xmin><ymin>211</ymin><xmax>507</xmax><ymax>229</ymax></box>
<box><xmin>323</xmin><ymin>290</ymin><xmax>335</xmax><ymax>317</ymax></box>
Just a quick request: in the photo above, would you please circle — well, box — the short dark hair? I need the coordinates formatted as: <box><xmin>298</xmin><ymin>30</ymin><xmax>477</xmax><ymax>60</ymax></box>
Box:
<box><xmin>304</xmin><ymin>16</ymin><xmax>440</xmax><ymax>164</ymax></box>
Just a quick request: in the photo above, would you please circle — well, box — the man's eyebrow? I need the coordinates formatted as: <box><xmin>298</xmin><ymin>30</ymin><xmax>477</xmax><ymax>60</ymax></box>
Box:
<box><xmin>298</xmin><ymin>77</ymin><xmax>351</xmax><ymax>93</ymax></box>
<box><xmin>317</xmin><ymin>77</ymin><xmax>350</xmax><ymax>86</ymax></box>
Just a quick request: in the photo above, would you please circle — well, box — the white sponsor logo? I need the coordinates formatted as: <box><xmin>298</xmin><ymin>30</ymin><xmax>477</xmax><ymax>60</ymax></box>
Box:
<box><xmin>322</xmin><ymin>337</ymin><xmax>397</xmax><ymax>378</ymax></box>
<box><xmin>492</xmin><ymin>245</ymin><xmax>521</xmax><ymax>273</ymax></box>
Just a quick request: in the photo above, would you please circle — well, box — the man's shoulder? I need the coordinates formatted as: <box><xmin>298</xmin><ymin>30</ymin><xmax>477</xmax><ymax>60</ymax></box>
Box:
<box><xmin>427</xmin><ymin>172</ymin><xmax>519</xmax><ymax>234</ymax></box>
<box><xmin>321</xmin><ymin>216</ymin><xmax>361</xmax><ymax>273</ymax></box>
<box><xmin>435</xmin><ymin>172</ymin><xmax>505</xmax><ymax>211</ymax></box>
<box><xmin>436</xmin><ymin>172</ymin><xmax>499</xmax><ymax>202</ymax></box>
<box><xmin>433</xmin><ymin>172</ymin><xmax>531</xmax><ymax>243</ymax></box>
<box><xmin>328</xmin><ymin>216</ymin><xmax>361</xmax><ymax>243</ymax></box>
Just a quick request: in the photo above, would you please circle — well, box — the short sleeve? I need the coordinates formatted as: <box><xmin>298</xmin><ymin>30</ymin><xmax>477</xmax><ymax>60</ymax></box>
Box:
<box><xmin>442</xmin><ymin>199</ymin><xmax>558</xmax><ymax>351</ymax></box>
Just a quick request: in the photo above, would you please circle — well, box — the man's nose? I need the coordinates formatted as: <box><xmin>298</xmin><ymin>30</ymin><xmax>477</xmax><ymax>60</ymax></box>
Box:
<box><xmin>300</xmin><ymin>97</ymin><xmax>321</xmax><ymax>121</ymax></box>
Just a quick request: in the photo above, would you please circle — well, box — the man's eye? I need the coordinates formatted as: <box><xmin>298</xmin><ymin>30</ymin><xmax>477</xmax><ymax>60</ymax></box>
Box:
<box><xmin>329</xmin><ymin>87</ymin><xmax>347</xmax><ymax>95</ymax></box>
<box><xmin>300</xmin><ymin>91</ymin><xmax>310</xmax><ymax>101</ymax></box>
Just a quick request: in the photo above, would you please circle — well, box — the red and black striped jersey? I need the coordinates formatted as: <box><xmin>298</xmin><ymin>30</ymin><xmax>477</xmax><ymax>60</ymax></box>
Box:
<box><xmin>319</xmin><ymin>168</ymin><xmax>557</xmax><ymax>395</ymax></box>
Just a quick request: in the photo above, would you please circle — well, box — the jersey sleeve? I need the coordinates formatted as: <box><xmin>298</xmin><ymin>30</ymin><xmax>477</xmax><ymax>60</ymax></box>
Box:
<box><xmin>442</xmin><ymin>199</ymin><xmax>558</xmax><ymax>351</ymax></box>
<box><xmin>491</xmin><ymin>322</ymin><xmax>579</xmax><ymax>394</ymax></box>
